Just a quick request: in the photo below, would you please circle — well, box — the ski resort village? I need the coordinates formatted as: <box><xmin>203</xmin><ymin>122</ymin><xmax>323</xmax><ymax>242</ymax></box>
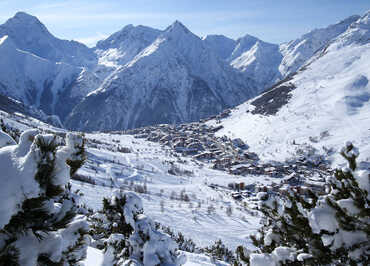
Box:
<box><xmin>0</xmin><ymin>2</ymin><xmax>369</xmax><ymax>266</ymax></box>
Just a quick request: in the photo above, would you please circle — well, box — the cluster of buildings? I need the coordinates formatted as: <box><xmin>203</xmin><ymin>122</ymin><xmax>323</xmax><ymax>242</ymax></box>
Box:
<box><xmin>124</xmin><ymin>122</ymin><xmax>260</xmax><ymax>170</ymax></box>
<box><xmin>121</xmin><ymin>121</ymin><xmax>333</xmax><ymax>203</ymax></box>
<box><xmin>124</xmin><ymin>122</ymin><xmax>332</xmax><ymax>181</ymax></box>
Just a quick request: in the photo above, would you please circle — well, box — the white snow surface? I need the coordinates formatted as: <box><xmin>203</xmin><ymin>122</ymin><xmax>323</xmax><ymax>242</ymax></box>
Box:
<box><xmin>230</xmin><ymin>40</ymin><xmax>283</xmax><ymax>89</ymax></box>
<box><xmin>0</xmin><ymin>129</ymin><xmax>41</xmax><ymax>228</ymax></box>
<box><xmin>85</xmin><ymin>247</ymin><xmax>229</xmax><ymax>266</ymax></box>
<box><xmin>0</xmin><ymin>35</ymin><xmax>100</xmax><ymax>119</ymax></box>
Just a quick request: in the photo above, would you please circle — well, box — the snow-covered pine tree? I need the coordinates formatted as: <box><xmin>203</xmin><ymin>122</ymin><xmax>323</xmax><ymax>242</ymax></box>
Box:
<box><xmin>66</xmin><ymin>133</ymin><xmax>86</xmax><ymax>177</ymax></box>
<box><xmin>0</xmin><ymin>129</ymin><xmax>89</xmax><ymax>265</ymax></box>
<box><xmin>91</xmin><ymin>190</ymin><xmax>185</xmax><ymax>266</ymax></box>
<box><xmin>242</xmin><ymin>142</ymin><xmax>369</xmax><ymax>266</ymax></box>
<box><xmin>204</xmin><ymin>239</ymin><xmax>237</xmax><ymax>264</ymax></box>
<box><xmin>155</xmin><ymin>224</ymin><xmax>198</xmax><ymax>253</ymax></box>
<box><xmin>90</xmin><ymin>190</ymin><xmax>137</xmax><ymax>265</ymax></box>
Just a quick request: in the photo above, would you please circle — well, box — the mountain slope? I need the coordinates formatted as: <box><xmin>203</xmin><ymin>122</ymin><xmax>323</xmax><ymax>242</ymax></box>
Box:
<box><xmin>224</xmin><ymin>15</ymin><xmax>360</xmax><ymax>89</ymax></box>
<box><xmin>202</xmin><ymin>34</ymin><xmax>236</xmax><ymax>60</ymax></box>
<box><xmin>208</xmin><ymin>12</ymin><xmax>370</xmax><ymax>165</ymax></box>
<box><xmin>0</xmin><ymin>35</ymin><xmax>100</xmax><ymax>121</ymax></box>
<box><xmin>230</xmin><ymin>40</ymin><xmax>283</xmax><ymax>89</ymax></box>
<box><xmin>0</xmin><ymin>11</ymin><xmax>368</xmax><ymax>133</ymax></box>
<box><xmin>65</xmin><ymin>21</ymin><xmax>258</xmax><ymax>131</ymax></box>
<box><xmin>279</xmin><ymin>14</ymin><xmax>361</xmax><ymax>76</ymax></box>
<box><xmin>0</xmin><ymin>12</ymin><xmax>96</xmax><ymax>67</ymax></box>
<box><xmin>95</xmin><ymin>24</ymin><xmax>162</xmax><ymax>68</ymax></box>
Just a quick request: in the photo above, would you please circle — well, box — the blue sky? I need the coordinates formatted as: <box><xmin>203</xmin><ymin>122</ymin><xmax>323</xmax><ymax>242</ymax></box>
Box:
<box><xmin>0</xmin><ymin>0</ymin><xmax>369</xmax><ymax>46</ymax></box>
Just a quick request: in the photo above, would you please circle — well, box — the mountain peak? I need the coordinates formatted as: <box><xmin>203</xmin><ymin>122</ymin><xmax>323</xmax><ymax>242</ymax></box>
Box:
<box><xmin>13</xmin><ymin>11</ymin><xmax>40</xmax><ymax>22</ymax></box>
<box><xmin>165</xmin><ymin>20</ymin><xmax>191</xmax><ymax>34</ymax></box>
<box><xmin>95</xmin><ymin>24</ymin><xmax>161</xmax><ymax>51</ymax></box>
<box><xmin>0</xmin><ymin>12</ymin><xmax>95</xmax><ymax>67</ymax></box>
<box><xmin>2</xmin><ymin>11</ymin><xmax>50</xmax><ymax>37</ymax></box>
<box><xmin>7</xmin><ymin>12</ymin><xmax>46</xmax><ymax>29</ymax></box>
<box><xmin>338</xmin><ymin>14</ymin><xmax>361</xmax><ymax>25</ymax></box>
<box><xmin>203</xmin><ymin>35</ymin><xmax>236</xmax><ymax>60</ymax></box>
<box><xmin>237</xmin><ymin>34</ymin><xmax>259</xmax><ymax>44</ymax></box>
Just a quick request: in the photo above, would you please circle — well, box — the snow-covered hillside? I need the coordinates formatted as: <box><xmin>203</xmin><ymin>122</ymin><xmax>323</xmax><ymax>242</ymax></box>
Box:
<box><xmin>0</xmin><ymin>108</ymin><xmax>282</xmax><ymax>265</ymax></box>
<box><xmin>208</xmin><ymin>11</ymin><xmax>370</xmax><ymax>167</ymax></box>
<box><xmin>279</xmin><ymin>15</ymin><xmax>360</xmax><ymax>77</ymax></box>
<box><xmin>0</xmin><ymin>35</ymin><xmax>101</xmax><ymax>122</ymax></box>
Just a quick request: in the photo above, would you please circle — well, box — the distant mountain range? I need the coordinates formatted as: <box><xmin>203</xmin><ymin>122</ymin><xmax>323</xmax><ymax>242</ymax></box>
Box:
<box><xmin>0</xmin><ymin>11</ymin><xmax>368</xmax><ymax>131</ymax></box>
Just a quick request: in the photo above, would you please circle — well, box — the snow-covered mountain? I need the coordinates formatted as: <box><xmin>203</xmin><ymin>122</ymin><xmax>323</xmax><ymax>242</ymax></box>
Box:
<box><xmin>230</xmin><ymin>39</ymin><xmax>283</xmax><ymax>89</ymax></box>
<box><xmin>65</xmin><ymin>21</ymin><xmax>258</xmax><ymax>131</ymax></box>
<box><xmin>0</xmin><ymin>12</ymin><xmax>97</xmax><ymax>67</ymax></box>
<box><xmin>0</xmin><ymin>11</ymin><xmax>369</xmax><ymax>133</ymax></box>
<box><xmin>0</xmin><ymin>35</ymin><xmax>100</xmax><ymax>122</ymax></box>
<box><xmin>213</xmin><ymin>15</ymin><xmax>361</xmax><ymax>89</ymax></box>
<box><xmin>279</xmin><ymin>14</ymin><xmax>361</xmax><ymax>76</ymax></box>
<box><xmin>95</xmin><ymin>24</ymin><xmax>162</xmax><ymax>68</ymax></box>
<box><xmin>208</xmin><ymin>11</ymin><xmax>370</xmax><ymax>166</ymax></box>
<box><xmin>0</xmin><ymin>12</ymin><xmax>102</xmax><ymax>122</ymax></box>
<box><xmin>1</xmin><ymin>10</ymin><xmax>369</xmax><ymax>266</ymax></box>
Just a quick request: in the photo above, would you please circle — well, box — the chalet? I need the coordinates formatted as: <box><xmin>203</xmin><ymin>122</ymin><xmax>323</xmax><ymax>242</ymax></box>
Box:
<box><xmin>210</xmin><ymin>125</ymin><xmax>224</xmax><ymax>132</ymax></box>
<box><xmin>160</xmin><ymin>135</ymin><xmax>171</xmax><ymax>142</ymax></box>
<box><xmin>219</xmin><ymin>109</ymin><xmax>231</xmax><ymax>119</ymax></box>
<box><xmin>231</xmin><ymin>192</ymin><xmax>243</xmax><ymax>200</ymax></box>
<box><xmin>232</xmin><ymin>138</ymin><xmax>248</xmax><ymax>149</ymax></box>
<box><xmin>193</xmin><ymin>151</ymin><xmax>214</xmax><ymax>160</ymax></box>
<box><xmin>229</xmin><ymin>164</ymin><xmax>252</xmax><ymax>175</ymax></box>
<box><xmin>243</xmin><ymin>151</ymin><xmax>259</xmax><ymax>160</ymax></box>
<box><xmin>134</xmin><ymin>133</ymin><xmax>148</xmax><ymax>139</ymax></box>
<box><xmin>186</xmin><ymin>142</ymin><xmax>204</xmax><ymax>151</ymax></box>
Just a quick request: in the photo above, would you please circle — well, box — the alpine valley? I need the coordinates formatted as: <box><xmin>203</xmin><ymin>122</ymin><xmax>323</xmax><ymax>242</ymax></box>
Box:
<box><xmin>0</xmin><ymin>9</ymin><xmax>369</xmax><ymax>266</ymax></box>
